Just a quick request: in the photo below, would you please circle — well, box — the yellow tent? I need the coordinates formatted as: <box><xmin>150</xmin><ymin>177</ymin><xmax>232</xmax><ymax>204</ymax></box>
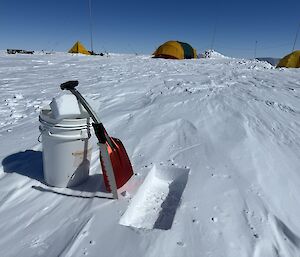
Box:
<box><xmin>276</xmin><ymin>50</ymin><xmax>300</xmax><ymax>68</ymax></box>
<box><xmin>68</xmin><ymin>41</ymin><xmax>91</xmax><ymax>55</ymax></box>
<box><xmin>153</xmin><ymin>41</ymin><xmax>197</xmax><ymax>60</ymax></box>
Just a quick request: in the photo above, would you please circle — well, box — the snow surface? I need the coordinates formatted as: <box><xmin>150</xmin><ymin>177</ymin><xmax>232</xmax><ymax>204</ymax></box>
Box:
<box><xmin>0</xmin><ymin>52</ymin><xmax>300</xmax><ymax>257</ymax></box>
<box><xmin>256</xmin><ymin>57</ymin><xmax>280</xmax><ymax>67</ymax></box>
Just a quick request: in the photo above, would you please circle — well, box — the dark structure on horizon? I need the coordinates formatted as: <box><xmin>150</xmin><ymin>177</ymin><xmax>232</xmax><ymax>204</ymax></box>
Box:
<box><xmin>7</xmin><ymin>49</ymin><xmax>34</xmax><ymax>54</ymax></box>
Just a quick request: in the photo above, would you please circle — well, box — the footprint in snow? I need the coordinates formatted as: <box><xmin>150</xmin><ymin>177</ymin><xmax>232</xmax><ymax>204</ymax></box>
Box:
<box><xmin>211</xmin><ymin>217</ymin><xmax>218</xmax><ymax>223</ymax></box>
<box><xmin>192</xmin><ymin>219</ymin><xmax>199</xmax><ymax>224</ymax></box>
<box><xmin>176</xmin><ymin>241</ymin><xmax>185</xmax><ymax>247</ymax></box>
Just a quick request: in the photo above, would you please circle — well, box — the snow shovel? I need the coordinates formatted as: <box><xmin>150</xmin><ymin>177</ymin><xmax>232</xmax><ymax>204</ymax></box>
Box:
<box><xmin>60</xmin><ymin>80</ymin><xmax>133</xmax><ymax>199</ymax></box>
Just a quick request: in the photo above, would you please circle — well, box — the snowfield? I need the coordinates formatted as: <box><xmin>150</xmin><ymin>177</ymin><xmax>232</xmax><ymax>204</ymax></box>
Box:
<box><xmin>0</xmin><ymin>52</ymin><xmax>300</xmax><ymax>257</ymax></box>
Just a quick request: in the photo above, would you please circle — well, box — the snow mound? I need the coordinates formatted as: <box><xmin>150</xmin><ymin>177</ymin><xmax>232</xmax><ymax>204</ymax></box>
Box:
<box><xmin>119</xmin><ymin>165</ymin><xmax>189</xmax><ymax>230</ymax></box>
<box><xmin>200</xmin><ymin>49</ymin><xmax>228</xmax><ymax>59</ymax></box>
<box><xmin>256</xmin><ymin>57</ymin><xmax>280</xmax><ymax>67</ymax></box>
<box><xmin>49</xmin><ymin>93</ymin><xmax>101</xmax><ymax>120</ymax></box>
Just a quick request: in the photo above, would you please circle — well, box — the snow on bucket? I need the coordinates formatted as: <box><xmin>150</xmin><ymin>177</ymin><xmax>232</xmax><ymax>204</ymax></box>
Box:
<box><xmin>39</xmin><ymin>106</ymin><xmax>92</xmax><ymax>187</ymax></box>
<box><xmin>119</xmin><ymin>165</ymin><xmax>189</xmax><ymax>230</ymax></box>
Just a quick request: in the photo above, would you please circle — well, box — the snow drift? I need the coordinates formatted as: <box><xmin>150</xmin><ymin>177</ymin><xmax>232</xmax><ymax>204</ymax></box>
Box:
<box><xmin>200</xmin><ymin>49</ymin><xmax>228</xmax><ymax>59</ymax></box>
<box><xmin>0</xmin><ymin>52</ymin><xmax>299</xmax><ymax>257</ymax></box>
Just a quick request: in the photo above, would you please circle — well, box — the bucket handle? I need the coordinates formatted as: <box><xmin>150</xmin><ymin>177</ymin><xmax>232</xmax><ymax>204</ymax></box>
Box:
<box><xmin>38</xmin><ymin>126</ymin><xmax>45</xmax><ymax>142</ymax></box>
<box><xmin>38</xmin><ymin>126</ymin><xmax>91</xmax><ymax>141</ymax></box>
<box><xmin>38</xmin><ymin>133</ymin><xmax>42</xmax><ymax>143</ymax></box>
<box><xmin>46</xmin><ymin>131</ymin><xmax>90</xmax><ymax>141</ymax></box>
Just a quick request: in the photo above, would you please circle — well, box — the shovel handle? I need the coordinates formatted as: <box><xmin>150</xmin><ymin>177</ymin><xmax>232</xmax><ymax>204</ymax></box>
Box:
<box><xmin>59</xmin><ymin>80</ymin><xmax>115</xmax><ymax>149</ymax></box>
<box><xmin>60</xmin><ymin>80</ymin><xmax>79</xmax><ymax>90</ymax></box>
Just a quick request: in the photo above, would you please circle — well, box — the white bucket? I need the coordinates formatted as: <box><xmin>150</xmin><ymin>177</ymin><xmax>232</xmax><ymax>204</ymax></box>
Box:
<box><xmin>39</xmin><ymin>107</ymin><xmax>92</xmax><ymax>187</ymax></box>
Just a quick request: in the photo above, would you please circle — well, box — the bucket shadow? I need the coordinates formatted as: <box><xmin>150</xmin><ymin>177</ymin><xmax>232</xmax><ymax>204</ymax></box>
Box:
<box><xmin>2</xmin><ymin>150</ymin><xmax>107</xmax><ymax>195</ymax></box>
<box><xmin>2</xmin><ymin>150</ymin><xmax>44</xmax><ymax>182</ymax></box>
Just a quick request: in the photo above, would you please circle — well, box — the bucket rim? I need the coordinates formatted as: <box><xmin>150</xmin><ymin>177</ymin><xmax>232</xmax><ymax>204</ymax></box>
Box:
<box><xmin>39</xmin><ymin>108</ymin><xmax>92</xmax><ymax>128</ymax></box>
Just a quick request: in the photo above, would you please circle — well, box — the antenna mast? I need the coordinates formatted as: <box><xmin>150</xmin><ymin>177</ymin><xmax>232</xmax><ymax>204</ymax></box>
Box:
<box><xmin>211</xmin><ymin>24</ymin><xmax>217</xmax><ymax>50</ymax></box>
<box><xmin>292</xmin><ymin>22</ymin><xmax>300</xmax><ymax>51</ymax></box>
<box><xmin>88</xmin><ymin>0</ymin><xmax>94</xmax><ymax>53</ymax></box>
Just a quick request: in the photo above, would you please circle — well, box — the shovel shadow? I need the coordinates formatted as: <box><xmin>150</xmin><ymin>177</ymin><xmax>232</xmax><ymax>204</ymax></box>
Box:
<box><xmin>71</xmin><ymin>173</ymin><xmax>107</xmax><ymax>193</ymax></box>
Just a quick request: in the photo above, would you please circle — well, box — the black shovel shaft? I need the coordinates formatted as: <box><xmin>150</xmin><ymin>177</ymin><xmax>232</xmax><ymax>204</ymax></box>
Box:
<box><xmin>70</xmin><ymin>88</ymin><xmax>100</xmax><ymax>124</ymax></box>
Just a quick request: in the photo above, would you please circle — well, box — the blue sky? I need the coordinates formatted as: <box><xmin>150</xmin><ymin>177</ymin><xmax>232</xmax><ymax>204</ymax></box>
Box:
<box><xmin>0</xmin><ymin>0</ymin><xmax>299</xmax><ymax>58</ymax></box>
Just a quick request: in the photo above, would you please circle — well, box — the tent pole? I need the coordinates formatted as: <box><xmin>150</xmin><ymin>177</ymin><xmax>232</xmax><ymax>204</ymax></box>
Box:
<box><xmin>292</xmin><ymin>22</ymin><xmax>300</xmax><ymax>52</ymax></box>
<box><xmin>88</xmin><ymin>0</ymin><xmax>94</xmax><ymax>53</ymax></box>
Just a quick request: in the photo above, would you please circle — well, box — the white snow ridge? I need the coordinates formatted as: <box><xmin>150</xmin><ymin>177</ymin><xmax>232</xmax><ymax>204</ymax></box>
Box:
<box><xmin>0</xmin><ymin>52</ymin><xmax>299</xmax><ymax>257</ymax></box>
<box><xmin>119</xmin><ymin>165</ymin><xmax>189</xmax><ymax>230</ymax></box>
<box><xmin>200</xmin><ymin>49</ymin><xmax>228</xmax><ymax>59</ymax></box>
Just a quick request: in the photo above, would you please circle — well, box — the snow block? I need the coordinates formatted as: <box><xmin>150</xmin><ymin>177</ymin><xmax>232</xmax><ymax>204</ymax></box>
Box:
<box><xmin>119</xmin><ymin>165</ymin><xmax>189</xmax><ymax>230</ymax></box>
<box><xmin>50</xmin><ymin>94</ymin><xmax>82</xmax><ymax>120</ymax></box>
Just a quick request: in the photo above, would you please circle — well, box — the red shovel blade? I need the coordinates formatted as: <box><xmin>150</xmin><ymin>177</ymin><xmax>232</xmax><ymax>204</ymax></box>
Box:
<box><xmin>100</xmin><ymin>137</ymin><xmax>133</xmax><ymax>192</ymax></box>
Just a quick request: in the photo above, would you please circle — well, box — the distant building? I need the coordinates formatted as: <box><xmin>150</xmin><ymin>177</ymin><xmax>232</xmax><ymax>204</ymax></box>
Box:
<box><xmin>7</xmin><ymin>49</ymin><xmax>34</xmax><ymax>54</ymax></box>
